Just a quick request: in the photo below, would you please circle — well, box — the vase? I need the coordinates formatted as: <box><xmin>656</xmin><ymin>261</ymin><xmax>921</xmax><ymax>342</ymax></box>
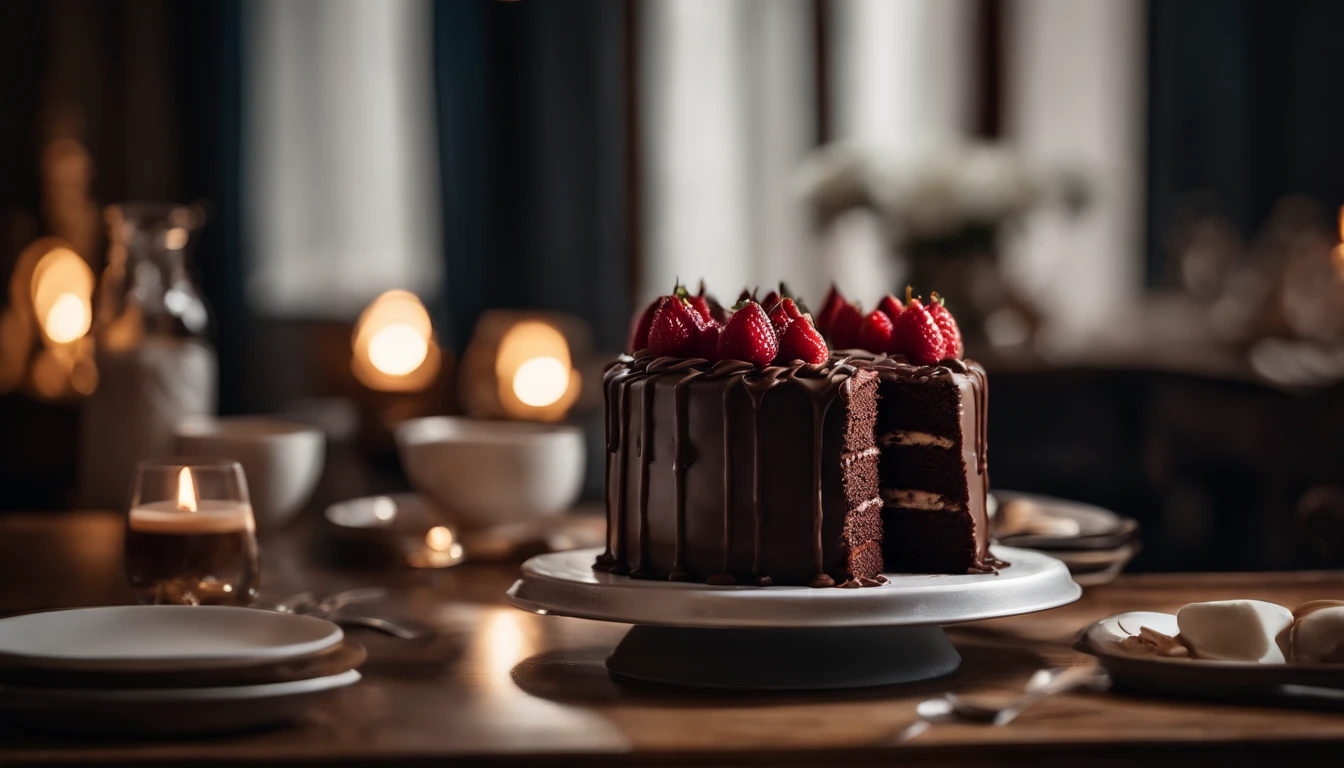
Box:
<box><xmin>79</xmin><ymin>203</ymin><xmax>217</xmax><ymax>510</ymax></box>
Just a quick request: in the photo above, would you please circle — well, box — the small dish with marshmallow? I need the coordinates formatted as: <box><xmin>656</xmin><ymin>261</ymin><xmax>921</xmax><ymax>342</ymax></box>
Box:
<box><xmin>1075</xmin><ymin>600</ymin><xmax>1344</xmax><ymax>700</ymax></box>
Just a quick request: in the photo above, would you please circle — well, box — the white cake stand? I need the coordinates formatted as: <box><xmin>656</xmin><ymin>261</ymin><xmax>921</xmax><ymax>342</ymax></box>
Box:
<box><xmin>507</xmin><ymin>545</ymin><xmax>1080</xmax><ymax>690</ymax></box>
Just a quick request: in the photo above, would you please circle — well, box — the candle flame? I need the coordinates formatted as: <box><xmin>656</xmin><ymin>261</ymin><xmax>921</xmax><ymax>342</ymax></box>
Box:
<box><xmin>351</xmin><ymin>290</ymin><xmax>441</xmax><ymax>391</ymax></box>
<box><xmin>512</xmin><ymin>356</ymin><xmax>569</xmax><ymax>407</ymax></box>
<box><xmin>44</xmin><ymin>292</ymin><xmax>91</xmax><ymax>343</ymax></box>
<box><xmin>426</xmin><ymin>525</ymin><xmax>454</xmax><ymax>551</ymax></box>
<box><xmin>30</xmin><ymin>246</ymin><xmax>94</xmax><ymax>345</ymax></box>
<box><xmin>495</xmin><ymin>320</ymin><xmax>579</xmax><ymax>420</ymax></box>
<box><xmin>368</xmin><ymin>323</ymin><xmax>429</xmax><ymax>376</ymax></box>
<box><xmin>176</xmin><ymin>467</ymin><xmax>198</xmax><ymax>512</ymax></box>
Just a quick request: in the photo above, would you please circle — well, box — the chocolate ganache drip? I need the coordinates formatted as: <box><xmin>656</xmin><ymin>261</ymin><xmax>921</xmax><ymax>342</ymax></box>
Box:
<box><xmin>597</xmin><ymin>353</ymin><xmax>860</xmax><ymax>585</ymax></box>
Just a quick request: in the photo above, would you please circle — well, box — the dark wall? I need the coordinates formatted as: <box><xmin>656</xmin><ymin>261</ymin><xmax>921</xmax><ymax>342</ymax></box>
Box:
<box><xmin>1147</xmin><ymin>0</ymin><xmax>1344</xmax><ymax>284</ymax></box>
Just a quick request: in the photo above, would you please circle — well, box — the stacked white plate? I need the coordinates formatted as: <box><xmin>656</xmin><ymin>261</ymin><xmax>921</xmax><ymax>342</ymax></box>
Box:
<box><xmin>991</xmin><ymin>491</ymin><xmax>1141</xmax><ymax>587</ymax></box>
<box><xmin>0</xmin><ymin>606</ymin><xmax>361</xmax><ymax>736</ymax></box>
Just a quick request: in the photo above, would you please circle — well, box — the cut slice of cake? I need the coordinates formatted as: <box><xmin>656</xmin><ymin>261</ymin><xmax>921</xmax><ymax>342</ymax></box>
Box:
<box><xmin>864</xmin><ymin>357</ymin><xmax>991</xmax><ymax>573</ymax></box>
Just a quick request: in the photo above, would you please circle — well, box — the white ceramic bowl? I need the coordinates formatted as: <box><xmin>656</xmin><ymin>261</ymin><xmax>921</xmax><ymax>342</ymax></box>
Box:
<box><xmin>174</xmin><ymin>417</ymin><xmax>326</xmax><ymax>533</ymax></box>
<box><xmin>395</xmin><ymin>416</ymin><xmax>584</xmax><ymax>529</ymax></box>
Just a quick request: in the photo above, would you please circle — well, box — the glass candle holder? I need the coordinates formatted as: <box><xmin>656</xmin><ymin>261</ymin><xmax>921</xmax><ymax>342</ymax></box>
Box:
<box><xmin>124</xmin><ymin>459</ymin><xmax>259</xmax><ymax>606</ymax></box>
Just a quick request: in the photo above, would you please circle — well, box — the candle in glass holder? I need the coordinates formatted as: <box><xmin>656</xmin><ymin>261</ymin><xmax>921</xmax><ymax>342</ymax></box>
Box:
<box><xmin>124</xmin><ymin>463</ymin><xmax>259</xmax><ymax>606</ymax></box>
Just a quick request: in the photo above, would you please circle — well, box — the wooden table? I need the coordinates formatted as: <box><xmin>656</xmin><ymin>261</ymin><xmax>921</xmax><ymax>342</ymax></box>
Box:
<box><xmin>1</xmin><ymin>511</ymin><xmax>1343</xmax><ymax>766</ymax></box>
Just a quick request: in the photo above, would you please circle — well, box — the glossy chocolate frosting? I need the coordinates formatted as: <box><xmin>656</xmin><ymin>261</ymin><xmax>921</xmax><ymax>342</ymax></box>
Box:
<box><xmin>595</xmin><ymin>353</ymin><xmax>881</xmax><ymax>586</ymax></box>
<box><xmin>595</xmin><ymin>350</ymin><xmax>993</xmax><ymax>586</ymax></box>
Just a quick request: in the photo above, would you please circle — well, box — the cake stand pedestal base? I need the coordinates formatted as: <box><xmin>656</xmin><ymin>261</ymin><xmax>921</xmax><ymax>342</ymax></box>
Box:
<box><xmin>606</xmin><ymin>625</ymin><xmax>960</xmax><ymax>690</ymax></box>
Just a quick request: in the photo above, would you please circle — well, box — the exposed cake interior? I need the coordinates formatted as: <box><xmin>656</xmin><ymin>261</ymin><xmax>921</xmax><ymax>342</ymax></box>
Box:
<box><xmin>837</xmin><ymin>370</ymin><xmax>883</xmax><ymax>584</ymax></box>
<box><xmin>875</xmin><ymin>369</ymin><xmax>987</xmax><ymax>573</ymax></box>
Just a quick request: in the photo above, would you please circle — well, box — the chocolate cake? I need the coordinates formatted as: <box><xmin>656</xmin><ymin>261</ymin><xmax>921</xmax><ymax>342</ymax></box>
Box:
<box><xmin>594</xmin><ymin>352</ymin><xmax>992</xmax><ymax>586</ymax></box>
<box><xmin>599</xmin><ymin>282</ymin><xmax>992</xmax><ymax>587</ymax></box>
<box><xmin>595</xmin><ymin>355</ymin><xmax>885</xmax><ymax>587</ymax></box>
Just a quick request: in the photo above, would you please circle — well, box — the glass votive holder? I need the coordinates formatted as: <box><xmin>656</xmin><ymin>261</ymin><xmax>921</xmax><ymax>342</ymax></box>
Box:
<box><xmin>124</xmin><ymin>458</ymin><xmax>260</xmax><ymax>606</ymax></box>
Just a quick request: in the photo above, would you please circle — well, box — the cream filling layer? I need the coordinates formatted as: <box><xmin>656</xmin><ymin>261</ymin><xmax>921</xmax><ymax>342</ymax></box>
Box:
<box><xmin>878</xmin><ymin>430</ymin><xmax>955</xmax><ymax>449</ymax></box>
<box><xmin>880</xmin><ymin>488</ymin><xmax>965</xmax><ymax>512</ymax></box>
<box><xmin>841</xmin><ymin>446</ymin><xmax>881</xmax><ymax>466</ymax></box>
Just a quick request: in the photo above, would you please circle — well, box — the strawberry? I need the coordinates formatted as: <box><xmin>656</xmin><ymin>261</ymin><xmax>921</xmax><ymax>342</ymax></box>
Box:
<box><xmin>767</xmin><ymin>297</ymin><xmax>802</xmax><ymax>337</ymax></box>
<box><xmin>737</xmin><ymin>288</ymin><xmax>753</xmax><ymax>304</ymax></box>
<box><xmin>670</xmin><ymin>283</ymin><xmax>713</xmax><ymax>325</ymax></box>
<box><xmin>647</xmin><ymin>295</ymin><xmax>705</xmax><ymax>358</ymax></box>
<box><xmin>928</xmin><ymin>292</ymin><xmax>963</xmax><ymax>360</ymax></box>
<box><xmin>627</xmin><ymin>296</ymin><xmax>664</xmax><ymax>352</ymax></box>
<box><xmin>717</xmin><ymin>300</ymin><xmax>778</xmax><ymax>368</ymax></box>
<box><xmin>857</xmin><ymin>309</ymin><xmax>895</xmax><ymax>353</ymax></box>
<box><xmin>698</xmin><ymin>280</ymin><xmax>729</xmax><ymax>324</ymax></box>
<box><xmin>816</xmin><ymin>284</ymin><xmax>845</xmax><ymax>338</ymax></box>
<box><xmin>761</xmin><ymin>290</ymin><xmax>780</xmax><ymax>313</ymax></box>
<box><xmin>877</xmin><ymin>293</ymin><xmax>904</xmax><ymax>324</ymax></box>
<box><xmin>888</xmin><ymin>287</ymin><xmax>945</xmax><ymax>365</ymax></box>
<box><xmin>828</xmin><ymin>301</ymin><xmax>864</xmax><ymax>350</ymax></box>
<box><xmin>697</xmin><ymin>320</ymin><xmax>722</xmax><ymax>362</ymax></box>
<box><xmin>776</xmin><ymin>313</ymin><xmax>829</xmax><ymax>365</ymax></box>
<box><xmin>686</xmin><ymin>294</ymin><xmax>713</xmax><ymax>324</ymax></box>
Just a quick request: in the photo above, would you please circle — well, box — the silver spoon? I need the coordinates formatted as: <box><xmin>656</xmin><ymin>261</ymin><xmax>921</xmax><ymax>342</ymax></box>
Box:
<box><xmin>916</xmin><ymin>665</ymin><xmax>1108</xmax><ymax>726</ymax></box>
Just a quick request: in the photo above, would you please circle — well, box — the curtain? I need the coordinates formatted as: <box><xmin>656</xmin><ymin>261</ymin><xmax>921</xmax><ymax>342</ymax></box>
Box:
<box><xmin>244</xmin><ymin>0</ymin><xmax>443</xmax><ymax>318</ymax></box>
<box><xmin>1005</xmin><ymin>0</ymin><xmax>1145</xmax><ymax>334</ymax></box>
<box><xmin>638</xmin><ymin>0</ymin><xmax>817</xmax><ymax>304</ymax></box>
<box><xmin>826</xmin><ymin>0</ymin><xmax>975</xmax><ymax>305</ymax></box>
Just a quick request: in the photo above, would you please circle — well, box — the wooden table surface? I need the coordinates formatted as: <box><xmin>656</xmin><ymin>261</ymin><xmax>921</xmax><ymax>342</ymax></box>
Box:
<box><xmin>1</xmin><ymin>510</ymin><xmax>1343</xmax><ymax>767</ymax></box>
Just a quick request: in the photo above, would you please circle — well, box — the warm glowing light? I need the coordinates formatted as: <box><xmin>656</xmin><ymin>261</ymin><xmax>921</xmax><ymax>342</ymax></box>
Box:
<box><xmin>351</xmin><ymin>290</ymin><xmax>441</xmax><ymax>392</ymax></box>
<box><xmin>44</xmin><ymin>292</ymin><xmax>91</xmax><ymax>343</ymax></box>
<box><xmin>426</xmin><ymin>526</ymin><xmax>454</xmax><ymax>551</ymax></box>
<box><xmin>512</xmin><ymin>356</ymin><xmax>569</xmax><ymax>407</ymax></box>
<box><xmin>176</xmin><ymin>468</ymin><xmax>198</xmax><ymax>512</ymax></box>
<box><xmin>368</xmin><ymin>323</ymin><xmax>429</xmax><ymax>375</ymax></box>
<box><xmin>494</xmin><ymin>320</ymin><xmax>579</xmax><ymax>420</ymax></box>
<box><xmin>165</xmin><ymin>227</ymin><xmax>189</xmax><ymax>250</ymax></box>
<box><xmin>372</xmin><ymin>497</ymin><xmax>397</xmax><ymax>521</ymax></box>
<box><xmin>30</xmin><ymin>246</ymin><xmax>94</xmax><ymax>345</ymax></box>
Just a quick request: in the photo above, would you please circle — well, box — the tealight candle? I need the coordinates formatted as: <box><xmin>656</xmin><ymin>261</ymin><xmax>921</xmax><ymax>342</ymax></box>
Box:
<box><xmin>124</xmin><ymin>462</ymin><xmax>260</xmax><ymax>606</ymax></box>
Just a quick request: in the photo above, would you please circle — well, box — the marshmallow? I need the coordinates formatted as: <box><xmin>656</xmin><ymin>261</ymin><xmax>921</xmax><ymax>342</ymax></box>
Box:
<box><xmin>1176</xmin><ymin>599</ymin><xmax>1293</xmax><ymax>663</ymax></box>
<box><xmin>1290</xmin><ymin>601</ymin><xmax>1344</xmax><ymax>664</ymax></box>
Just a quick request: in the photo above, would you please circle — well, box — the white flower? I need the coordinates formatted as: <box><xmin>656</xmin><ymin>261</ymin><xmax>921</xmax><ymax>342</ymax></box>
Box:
<box><xmin>798</xmin><ymin>140</ymin><xmax>1085</xmax><ymax>244</ymax></box>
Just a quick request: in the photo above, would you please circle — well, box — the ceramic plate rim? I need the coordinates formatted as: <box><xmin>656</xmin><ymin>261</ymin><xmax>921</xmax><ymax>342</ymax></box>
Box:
<box><xmin>0</xmin><ymin>606</ymin><xmax>343</xmax><ymax>666</ymax></box>
<box><xmin>1076</xmin><ymin>610</ymin><xmax>1344</xmax><ymax>673</ymax></box>
<box><xmin>0</xmin><ymin>669</ymin><xmax>361</xmax><ymax>705</ymax></box>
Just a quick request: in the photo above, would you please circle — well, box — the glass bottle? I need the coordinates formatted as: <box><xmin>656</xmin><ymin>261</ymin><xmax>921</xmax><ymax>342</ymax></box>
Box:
<box><xmin>79</xmin><ymin>202</ymin><xmax>217</xmax><ymax>510</ymax></box>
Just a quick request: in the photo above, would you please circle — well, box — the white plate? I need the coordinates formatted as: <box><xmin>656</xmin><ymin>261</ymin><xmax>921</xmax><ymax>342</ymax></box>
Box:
<box><xmin>507</xmin><ymin>546</ymin><xmax>1080</xmax><ymax>629</ymax></box>
<box><xmin>0</xmin><ymin>670</ymin><xmax>360</xmax><ymax>736</ymax></box>
<box><xmin>992</xmin><ymin>491</ymin><xmax>1138</xmax><ymax>550</ymax></box>
<box><xmin>0</xmin><ymin>606</ymin><xmax>342</xmax><ymax>671</ymax></box>
<box><xmin>1076</xmin><ymin>611</ymin><xmax>1344</xmax><ymax>694</ymax></box>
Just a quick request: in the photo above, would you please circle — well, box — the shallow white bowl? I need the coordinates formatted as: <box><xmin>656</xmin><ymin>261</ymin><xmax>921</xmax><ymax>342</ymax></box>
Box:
<box><xmin>396</xmin><ymin>416</ymin><xmax>584</xmax><ymax>529</ymax></box>
<box><xmin>175</xmin><ymin>416</ymin><xmax>326</xmax><ymax>532</ymax></box>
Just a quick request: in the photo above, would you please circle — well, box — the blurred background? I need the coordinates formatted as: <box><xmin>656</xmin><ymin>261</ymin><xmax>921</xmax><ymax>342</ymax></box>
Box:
<box><xmin>3</xmin><ymin>0</ymin><xmax>1344</xmax><ymax>573</ymax></box>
